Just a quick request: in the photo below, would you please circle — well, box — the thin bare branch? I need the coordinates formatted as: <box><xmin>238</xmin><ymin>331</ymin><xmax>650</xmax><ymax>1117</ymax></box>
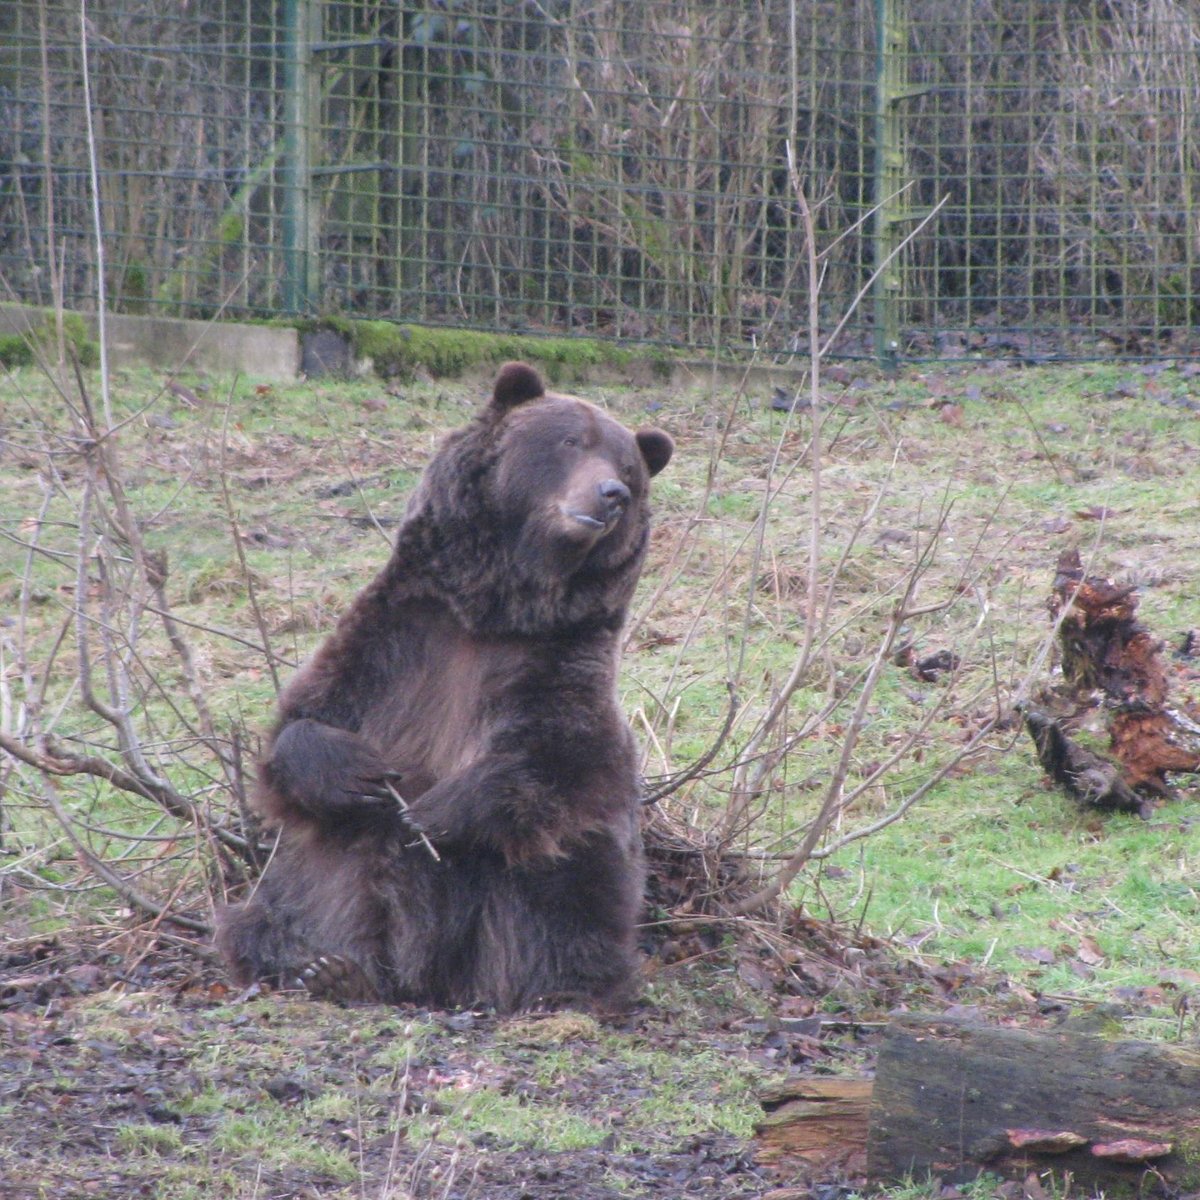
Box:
<box><xmin>218</xmin><ymin>389</ymin><xmax>282</xmax><ymax>694</ymax></box>
<box><xmin>37</xmin><ymin>773</ymin><xmax>210</xmax><ymax>935</ymax></box>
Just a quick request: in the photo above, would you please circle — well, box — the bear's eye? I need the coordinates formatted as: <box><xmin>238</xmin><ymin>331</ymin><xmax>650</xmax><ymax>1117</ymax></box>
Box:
<box><xmin>563</xmin><ymin>436</ymin><xmax>579</xmax><ymax>449</ymax></box>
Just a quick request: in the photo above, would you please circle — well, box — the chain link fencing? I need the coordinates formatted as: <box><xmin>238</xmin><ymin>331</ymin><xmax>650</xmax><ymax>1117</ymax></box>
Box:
<box><xmin>1</xmin><ymin>1</ymin><xmax>1196</xmax><ymax>363</ymax></box>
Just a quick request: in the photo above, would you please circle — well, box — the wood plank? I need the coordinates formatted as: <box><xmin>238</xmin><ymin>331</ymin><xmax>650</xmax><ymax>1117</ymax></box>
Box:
<box><xmin>755</xmin><ymin>1077</ymin><xmax>872</xmax><ymax>1178</ymax></box>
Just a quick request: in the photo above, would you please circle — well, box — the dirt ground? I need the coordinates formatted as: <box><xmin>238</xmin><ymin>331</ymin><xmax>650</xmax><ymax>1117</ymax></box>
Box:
<box><xmin>0</xmin><ymin>920</ymin><xmax>951</xmax><ymax>1200</ymax></box>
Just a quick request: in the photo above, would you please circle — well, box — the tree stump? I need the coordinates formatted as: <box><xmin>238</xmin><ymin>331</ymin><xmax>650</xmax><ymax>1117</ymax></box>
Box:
<box><xmin>867</xmin><ymin>1014</ymin><xmax>1200</xmax><ymax>1192</ymax></box>
<box><xmin>1040</xmin><ymin>548</ymin><xmax>1200</xmax><ymax>798</ymax></box>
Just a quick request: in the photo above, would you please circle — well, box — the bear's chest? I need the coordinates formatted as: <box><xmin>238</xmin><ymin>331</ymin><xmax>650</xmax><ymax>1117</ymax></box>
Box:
<box><xmin>358</xmin><ymin>618</ymin><xmax>528</xmax><ymax>791</ymax></box>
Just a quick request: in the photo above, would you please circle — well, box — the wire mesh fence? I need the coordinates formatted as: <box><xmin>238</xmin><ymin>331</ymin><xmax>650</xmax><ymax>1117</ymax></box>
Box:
<box><xmin>895</xmin><ymin>0</ymin><xmax>1200</xmax><ymax>360</ymax></box>
<box><xmin>1</xmin><ymin>2</ymin><xmax>290</xmax><ymax>323</ymax></box>
<box><xmin>1</xmin><ymin>1</ymin><xmax>1196</xmax><ymax>363</ymax></box>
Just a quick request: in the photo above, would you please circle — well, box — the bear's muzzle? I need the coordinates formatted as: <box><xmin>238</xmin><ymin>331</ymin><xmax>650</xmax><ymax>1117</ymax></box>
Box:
<box><xmin>567</xmin><ymin>477</ymin><xmax>630</xmax><ymax>532</ymax></box>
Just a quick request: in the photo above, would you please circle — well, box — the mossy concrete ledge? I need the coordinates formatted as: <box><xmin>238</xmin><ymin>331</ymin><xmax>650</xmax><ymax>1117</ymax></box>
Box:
<box><xmin>1</xmin><ymin>304</ymin><xmax>680</xmax><ymax>385</ymax></box>
<box><xmin>321</xmin><ymin>317</ymin><xmax>670</xmax><ymax>385</ymax></box>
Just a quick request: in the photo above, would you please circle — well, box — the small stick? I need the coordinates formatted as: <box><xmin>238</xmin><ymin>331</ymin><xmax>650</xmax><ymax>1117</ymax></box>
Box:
<box><xmin>383</xmin><ymin>781</ymin><xmax>442</xmax><ymax>862</ymax></box>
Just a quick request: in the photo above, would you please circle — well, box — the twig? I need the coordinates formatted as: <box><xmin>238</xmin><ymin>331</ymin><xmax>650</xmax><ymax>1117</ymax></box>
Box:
<box><xmin>0</xmin><ymin>728</ymin><xmax>254</xmax><ymax>856</ymax></box>
<box><xmin>722</xmin><ymin>513</ymin><xmax>953</xmax><ymax>917</ymax></box>
<box><xmin>77</xmin><ymin>6</ymin><xmax>111</xmax><ymax>423</ymax></box>
<box><xmin>643</xmin><ymin>683</ymin><xmax>739</xmax><ymax>805</ymax></box>
<box><xmin>219</xmin><ymin>387</ymin><xmax>282</xmax><ymax>694</ymax></box>
<box><xmin>383</xmin><ymin>780</ymin><xmax>441</xmax><ymax>862</ymax></box>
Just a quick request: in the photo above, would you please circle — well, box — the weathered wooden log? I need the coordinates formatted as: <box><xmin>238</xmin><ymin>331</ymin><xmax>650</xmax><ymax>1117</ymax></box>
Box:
<box><xmin>755</xmin><ymin>1016</ymin><xmax>1200</xmax><ymax>1190</ymax></box>
<box><xmin>867</xmin><ymin>1014</ymin><xmax>1200</xmax><ymax>1192</ymax></box>
<box><xmin>754</xmin><ymin>1077</ymin><xmax>872</xmax><ymax>1179</ymax></box>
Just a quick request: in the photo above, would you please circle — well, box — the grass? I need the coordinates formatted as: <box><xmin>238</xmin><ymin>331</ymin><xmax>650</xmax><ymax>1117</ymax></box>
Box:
<box><xmin>822</xmin><ymin>774</ymin><xmax>1200</xmax><ymax>991</ymax></box>
<box><xmin>3</xmin><ymin>355</ymin><xmax>1200</xmax><ymax>1194</ymax></box>
<box><xmin>7</xmin><ymin>360</ymin><xmax>1200</xmax><ymax>956</ymax></box>
<box><xmin>116</xmin><ymin>1123</ymin><xmax>186</xmax><ymax>1155</ymax></box>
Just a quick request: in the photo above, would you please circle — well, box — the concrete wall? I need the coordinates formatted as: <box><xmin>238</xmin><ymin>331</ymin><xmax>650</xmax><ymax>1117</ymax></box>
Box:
<box><xmin>0</xmin><ymin>303</ymin><xmax>299</xmax><ymax>383</ymax></box>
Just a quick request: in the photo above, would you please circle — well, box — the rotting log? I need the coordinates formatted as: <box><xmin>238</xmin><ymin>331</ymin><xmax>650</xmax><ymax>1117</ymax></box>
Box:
<box><xmin>1046</xmin><ymin>548</ymin><xmax>1200</xmax><ymax>796</ymax></box>
<box><xmin>867</xmin><ymin>1014</ymin><xmax>1200</xmax><ymax>1192</ymax></box>
<box><xmin>755</xmin><ymin>1015</ymin><xmax>1200</xmax><ymax>1191</ymax></box>
<box><xmin>754</xmin><ymin>1077</ymin><xmax>872</xmax><ymax>1179</ymax></box>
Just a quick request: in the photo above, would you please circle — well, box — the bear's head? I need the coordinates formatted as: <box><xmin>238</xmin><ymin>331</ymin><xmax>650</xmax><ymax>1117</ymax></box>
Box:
<box><xmin>394</xmin><ymin>362</ymin><xmax>673</xmax><ymax>636</ymax></box>
<box><xmin>487</xmin><ymin>362</ymin><xmax>672</xmax><ymax>577</ymax></box>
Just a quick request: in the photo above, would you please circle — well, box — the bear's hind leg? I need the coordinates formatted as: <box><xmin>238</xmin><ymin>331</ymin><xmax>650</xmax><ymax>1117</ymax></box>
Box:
<box><xmin>296</xmin><ymin>954</ymin><xmax>381</xmax><ymax>1003</ymax></box>
<box><xmin>475</xmin><ymin>835</ymin><xmax>644</xmax><ymax>1013</ymax></box>
<box><xmin>216</xmin><ymin>838</ymin><xmax>393</xmax><ymax>1000</ymax></box>
<box><xmin>215</xmin><ymin>894</ymin><xmax>308</xmax><ymax>990</ymax></box>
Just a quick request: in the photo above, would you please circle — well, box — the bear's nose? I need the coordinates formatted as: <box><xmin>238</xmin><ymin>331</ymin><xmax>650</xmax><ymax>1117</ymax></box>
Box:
<box><xmin>599</xmin><ymin>478</ymin><xmax>631</xmax><ymax>516</ymax></box>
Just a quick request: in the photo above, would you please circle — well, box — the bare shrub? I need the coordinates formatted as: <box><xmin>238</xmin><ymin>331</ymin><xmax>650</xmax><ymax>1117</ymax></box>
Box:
<box><xmin>0</xmin><ymin>360</ymin><xmax>268</xmax><ymax>937</ymax></box>
<box><xmin>0</xmin><ymin>0</ymin><xmax>282</xmax><ymax>315</ymax></box>
<box><xmin>630</xmin><ymin>63</ymin><xmax>1011</xmax><ymax>925</ymax></box>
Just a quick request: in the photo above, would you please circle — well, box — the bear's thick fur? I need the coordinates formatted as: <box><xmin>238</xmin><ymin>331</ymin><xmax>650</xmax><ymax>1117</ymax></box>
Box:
<box><xmin>217</xmin><ymin>363</ymin><xmax>673</xmax><ymax>1012</ymax></box>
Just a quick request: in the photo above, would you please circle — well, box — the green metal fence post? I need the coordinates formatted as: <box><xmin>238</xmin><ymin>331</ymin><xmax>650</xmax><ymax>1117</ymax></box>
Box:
<box><xmin>282</xmin><ymin>0</ymin><xmax>320</xmax><ymax>314</ymax></box>
<box><xmin>874</xmin><ymin>0</ymin><xmax>904</xmax><ymax>367</ymax></box>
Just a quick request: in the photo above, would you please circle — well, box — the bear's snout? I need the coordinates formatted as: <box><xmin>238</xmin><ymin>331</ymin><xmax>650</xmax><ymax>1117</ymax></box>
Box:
<box><xmin>581</xmin><ymin>477</ymin><xmax>630</xmax><ymax>529</ymax></box>
<box><xmin>563</xmin><ymin>477</ymin><xmax>631</xmax><ymax>533</ymax></box>
<box><xmin>598</xmin><ymin>478</ymin><xmax>631</xmax><ymax>519</ymax></box>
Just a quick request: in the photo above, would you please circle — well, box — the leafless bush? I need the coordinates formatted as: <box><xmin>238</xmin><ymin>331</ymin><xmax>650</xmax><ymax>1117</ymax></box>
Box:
<box><xmin>629</xmin><ymin>98</ymin><xmax>1016</xmax><ymax>924</ymax></box>
<box><xmin>637</xmin><ymin>474</ymin><xmax>1009</xmax><ymax>922</ymax></box>
<box><xmin>0</xmin><ymin>0</ymin><xmax>282</xmax><ymax>315</ymax></box>
<box><xmin>524</xmin><ymin>3</ymin><xmax>872</xmax><ymax>345</ymax></box>
<box><xmin>903</xmin><ymin>0</ymin><xmax>1200</xmax><ymax>332</ymax></box>
<box><xmin>0</xmin><ymin>357</ymin><xmax>270</xmax><ymax>938</ymax></box>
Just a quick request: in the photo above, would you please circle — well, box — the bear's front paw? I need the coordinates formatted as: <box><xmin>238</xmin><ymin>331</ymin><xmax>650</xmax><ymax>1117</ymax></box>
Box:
<box><xmin>267</xmin><ymin>721</ymin><xmax>404</xmax><ymax>824</ymax></box>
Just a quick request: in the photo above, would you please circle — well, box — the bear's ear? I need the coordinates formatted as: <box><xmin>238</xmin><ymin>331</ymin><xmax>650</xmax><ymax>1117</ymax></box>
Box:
<box><xmin>636</xmin><ymin>428</ymin><xmax>674</xmax><ymax>477</ymax></box>
<box><xmin>490</xmin><ymin>362</ymin><xmax>545</xmax><ymax>413</ymax></box>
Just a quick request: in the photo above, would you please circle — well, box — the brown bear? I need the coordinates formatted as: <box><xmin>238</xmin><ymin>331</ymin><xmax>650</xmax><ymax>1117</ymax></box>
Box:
<box><xmin>217</xmin><ymin>362</ymin><xmax>673</xmax><ymax>1012</ymax></box>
